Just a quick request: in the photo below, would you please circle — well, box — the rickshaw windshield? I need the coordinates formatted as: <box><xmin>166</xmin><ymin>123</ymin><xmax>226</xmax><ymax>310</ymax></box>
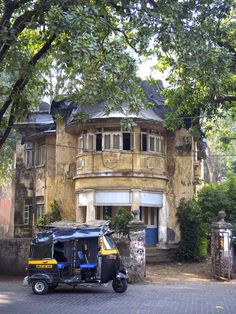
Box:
<box><xmin>29</xmin><ymin>243</ymin><xmax>53</xmax><ymax>259</ymax></box>
<box><xmin>103</xmin><ymin>234</ymin><xmax>117</xmax><ymax>250</ymax></box>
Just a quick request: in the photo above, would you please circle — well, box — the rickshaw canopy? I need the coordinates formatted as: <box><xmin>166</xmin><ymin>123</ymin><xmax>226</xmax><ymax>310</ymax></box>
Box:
<box><xmin>32</xmin><ymin>220</ymin><xmax>112</xmax><ymax>245</ymax></box>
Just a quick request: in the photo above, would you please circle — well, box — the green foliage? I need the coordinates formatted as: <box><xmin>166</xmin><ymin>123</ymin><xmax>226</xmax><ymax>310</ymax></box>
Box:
<box><xmin>176</xmin><ymin>199</ymin><xmax>208</xmax><ymax>262</ymax></box>
<box><xmin>177</xmin><ymin>173</ymin><xmax>236</xmax><ymax>261</ymax></box>
<box><xmin>111</xmin><ymin>207</ymin><xmax>133</xmax><ymax>237</ymax></box>
<box><xmin>36</xmin><ymin>199</ymin><xmax>62</xmax><ymax>229</ymax></box>
<box><xmin>203</xmin><ymin>109</ymin><xmax>236</xmax><ymax>181</ymax></box>
<box><xmin>0</xmin><ymin>134</ymin><xmax>15</xmax><ymax>185</ymax></box>
<box><xmin>198</xmin><ymin>174</ymin><xmax>236</xmax><ymax>230</ymax></box>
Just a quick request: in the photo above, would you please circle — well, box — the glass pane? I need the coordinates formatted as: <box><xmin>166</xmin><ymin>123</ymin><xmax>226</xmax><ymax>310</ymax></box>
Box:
<box><xmin>88</xmin><ymin>134</ymin><xmax>93</xmax><ymax>150</ymax></box>
<box><xmin>113</xmin><ymin>134</ymin><xmax>120</xmax><ymax>149</ymax></box>
<box><xmin>30</xmin><ymin>244</ymin><xmax>52</xmax><ymax>259</ymax></box>
<box><xmin>96</xmin><ymin>133</ymin><xmax>102</xmax><ymax>151</ymax></box>
<box><xmin>78</xmin><ymin>137</ymin><xmax>83</xmax><ymax>153</ymax></box>
<box><xmin>150</xmin><ymin>136</ymin><xmax>155</xmax><ymax>151</ymax></box>
<box><xmin>104</xmin><ymin>235</ymin><xmax>117</xmax><ymax>250</ymax></box>
<box><xmin>104</xmin><ymin>134</ymin><xmax>110</xmax><ymax>149</ymax></box>
<box><xmin>160</xmin><ymin>137</ymin><xmax>164</xmax><ymax>153</ymax></box>
<box><xmin>123</xmin><ymin>133</ymin><xmax>131</xmax><ymax>150</ymax></box>
<box><xmin>141</xmin><ymin>133</ymin><xmax>147</xmax><ymax>151</ymax></box>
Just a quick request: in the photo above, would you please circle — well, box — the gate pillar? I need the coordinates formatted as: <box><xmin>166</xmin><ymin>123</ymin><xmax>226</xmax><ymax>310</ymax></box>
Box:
<box><xmin>211</xmin><ymin>211</ymin><xmax>232</xmax><ymax>280</ymax></box>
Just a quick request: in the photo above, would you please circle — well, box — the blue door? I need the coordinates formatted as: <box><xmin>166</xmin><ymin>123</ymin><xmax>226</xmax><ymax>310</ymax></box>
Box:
<box><xmin>140</xmin><ymin>207</ymin><xmax>158</xmax><ymax>246</ymax></box>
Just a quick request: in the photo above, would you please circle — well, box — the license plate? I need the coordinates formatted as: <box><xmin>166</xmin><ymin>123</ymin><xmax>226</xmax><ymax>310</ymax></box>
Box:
<box><xmin>36</xmin><ymin>265</ymin><xmax>53</xmax><ymax>268</ymax></box>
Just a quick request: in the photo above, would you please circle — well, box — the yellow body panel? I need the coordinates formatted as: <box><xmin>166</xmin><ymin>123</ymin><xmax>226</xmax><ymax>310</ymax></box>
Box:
<box><xmin>28</xmin><ymin>259</ymin><xmax>58</xmax><ymax>265</ymax></box>
<box><xmin>100</xmin><ymin>236</ymin><xmax>119</xmax><ymax>256</ymax></box>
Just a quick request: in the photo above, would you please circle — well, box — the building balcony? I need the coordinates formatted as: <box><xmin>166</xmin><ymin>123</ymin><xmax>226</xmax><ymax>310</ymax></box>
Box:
<box><xmin>75</xmin><ymin>151</ymin><xmax>167</xmax><ymax>179</ymax></box>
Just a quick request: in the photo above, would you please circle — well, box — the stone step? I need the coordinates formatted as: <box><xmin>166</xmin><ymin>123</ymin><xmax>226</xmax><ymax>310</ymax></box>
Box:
<box><xmin>146</xmin><ymin>247</ymin><xmax>176</xmax><ymax>263</ymax></box>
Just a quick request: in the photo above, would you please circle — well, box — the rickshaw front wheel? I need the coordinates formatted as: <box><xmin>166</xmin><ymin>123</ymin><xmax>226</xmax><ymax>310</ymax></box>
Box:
<box><xmin>112</xmin><ymin>278</ymin><xmax>128</xmax><ymax>293</ymax></box>
<box><xmin>32</xmin><ymin>280</ymin><xmax>48</xmax><ymax>295</ymax></box>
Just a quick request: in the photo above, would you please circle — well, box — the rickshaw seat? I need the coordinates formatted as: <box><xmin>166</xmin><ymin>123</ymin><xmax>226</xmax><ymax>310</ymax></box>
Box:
<box><xmin>57</xmin><ymin>262</ymin><xmax>71</xmax><ymax>269</ymax></box>
<box><xmin>79</xmin><ymin>264</ymin><xmax>96</xmax><ymax>269</ymax></box>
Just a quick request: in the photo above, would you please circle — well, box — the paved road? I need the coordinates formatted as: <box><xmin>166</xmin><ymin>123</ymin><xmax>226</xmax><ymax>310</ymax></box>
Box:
<box><xmin>0</xmin><ymin>277</ymin><xmax>236</xmax><ymax>314</ymax></box>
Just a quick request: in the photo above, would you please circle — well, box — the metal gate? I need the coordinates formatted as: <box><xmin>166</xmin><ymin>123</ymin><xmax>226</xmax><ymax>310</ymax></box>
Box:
<box><xmin>211</xmin><ymin>229</ymin><xmax>232</xmax><ymax>280</ymax></box>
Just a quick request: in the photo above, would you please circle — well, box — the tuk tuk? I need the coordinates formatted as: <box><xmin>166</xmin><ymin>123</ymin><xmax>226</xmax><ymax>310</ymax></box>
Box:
<box><xmin>23</xmin><ymin>220</ymin><xmax>128</xmax><ymax>294</ymax></box>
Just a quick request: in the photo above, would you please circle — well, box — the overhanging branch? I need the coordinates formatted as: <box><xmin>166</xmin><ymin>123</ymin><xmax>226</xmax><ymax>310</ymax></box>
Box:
<box><xmin>0</xmin><ymin>33</ymin><xmax>57</xmax><ymax>130</ymax></box>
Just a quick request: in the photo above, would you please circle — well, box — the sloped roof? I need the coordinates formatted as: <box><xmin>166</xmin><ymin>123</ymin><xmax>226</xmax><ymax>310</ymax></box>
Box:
<box><xmin>51</xmin><ymin>81</ymin><xmax>169</xmax><ymax>126</ymax></box>
<box><xmin>15</xmin><ymin>81</ymin><xmax>169</xmax><ymax>139</ymax></box>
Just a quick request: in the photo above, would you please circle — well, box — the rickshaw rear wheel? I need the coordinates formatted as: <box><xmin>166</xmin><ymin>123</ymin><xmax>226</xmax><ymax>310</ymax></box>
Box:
<box><xmin>32</xmin><ymin>280</ymin><xmax>48</xmax><ymax>295</ymax></box>
<box><xmin>112</xmin><ymin>278</ymin><xmax>128</xmax><ymax>293</ymax></box>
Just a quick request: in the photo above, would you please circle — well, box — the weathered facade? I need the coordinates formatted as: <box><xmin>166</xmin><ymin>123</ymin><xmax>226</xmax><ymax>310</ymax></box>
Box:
<box><xmin>0</xmin><ymin>182</ymin><xmax>14</xmax><ymax>237</ymax></box>
<box><xmin>13</xmin><ymin>82</ymin><xmax>203</xmax><ymax>246</ymax></box>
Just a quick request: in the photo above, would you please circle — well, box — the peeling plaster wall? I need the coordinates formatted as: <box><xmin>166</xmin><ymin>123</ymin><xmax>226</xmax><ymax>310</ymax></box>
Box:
<box><xmin>166</xmin><ymin>128</ymin><xmax>195</xmax><ymax>241</ymax></box>
<box><xmin>54</xmin><ymin>121</ymin><xmax>77</xmax><ymax>220</ymax></box>
<box><xmin>44</xmin><ymin>135</ymin><xmax>56</xmax><ymax>212</ymax></box>
<box><xmin>14</xmin><ymin>140</ymin><xmax>35</xmax><ymax>238</ymax></box>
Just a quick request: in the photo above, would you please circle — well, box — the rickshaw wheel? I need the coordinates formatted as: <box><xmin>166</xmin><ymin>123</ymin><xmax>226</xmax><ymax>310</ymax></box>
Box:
<box><xmin>32</xmin><ymin>280</ymin><xmax>48</xmax><ymax>295</ymax></box>
<box><xmin>112</xmin><ymin>278</ymin><xmax>128</xmax><ymax>293</ymax></box>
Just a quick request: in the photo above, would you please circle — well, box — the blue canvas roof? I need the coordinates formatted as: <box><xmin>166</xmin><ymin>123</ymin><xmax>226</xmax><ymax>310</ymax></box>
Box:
<box><xmin>32</xmin><ymin>220</ymin><xmax>111</xmax><ymax>244</ymax></box>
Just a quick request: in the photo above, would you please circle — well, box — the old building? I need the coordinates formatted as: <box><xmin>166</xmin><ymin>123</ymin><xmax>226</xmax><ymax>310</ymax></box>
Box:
<box><xmin>13</xmin><ymin>82</ymin><xmax>203</xmax><ymax>246</ymax></box>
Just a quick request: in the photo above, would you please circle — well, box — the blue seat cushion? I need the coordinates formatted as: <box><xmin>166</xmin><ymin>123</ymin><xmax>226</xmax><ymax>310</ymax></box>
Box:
<box><xmin>79</xmin><ymin>264</ymin><xmax>96</xmax><ymax>269</ymax></box>
<box><xmin>57</xmin><ymin>262</ymin><xmax>71</xmax><ymax>269</ymax></box>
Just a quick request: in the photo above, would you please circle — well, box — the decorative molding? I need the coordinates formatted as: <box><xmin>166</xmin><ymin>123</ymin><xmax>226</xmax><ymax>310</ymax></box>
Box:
<box><xmin>145</xmin><ymin>156</ymin><xmax>164</xmax><ymax>172</ymax></box>
<box><xmin>102</xmin><ymin>152</ymin><xmax>120</xmax><ymax>169</ymax></box>
<box><xmin>77</xmin><ymin>158</ymin><xmax>84</xmax><ymax>170</ymax></box>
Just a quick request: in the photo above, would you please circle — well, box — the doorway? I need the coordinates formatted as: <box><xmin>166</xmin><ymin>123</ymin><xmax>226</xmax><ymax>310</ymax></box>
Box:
<box><xmin>140</xmin><ymin>206</ymin><xmax>158</xmax><ymax>246</ymax></box>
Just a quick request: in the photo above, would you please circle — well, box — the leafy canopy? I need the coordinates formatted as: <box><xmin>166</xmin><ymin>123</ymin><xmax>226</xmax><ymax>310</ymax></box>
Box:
<box><xmin>1</xmin><ymin>0</ymin><xmax>236</xmax><ymax>181</ymax></box>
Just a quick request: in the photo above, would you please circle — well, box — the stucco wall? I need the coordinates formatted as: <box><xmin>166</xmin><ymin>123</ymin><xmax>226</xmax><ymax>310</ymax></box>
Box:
<box><xmin>54</xmin><ymin>121</ymin><xmax>77</xmax><ymax>220</ymax></box>
<box><xmin>0</xmin><ymin>238</ymin><xmax>31</xmax><ymax>275</ymax></box>
<box><xmin>166</xmin><ymin>128</ymin><xmax>195</xmax><ymax>241</ymax></box>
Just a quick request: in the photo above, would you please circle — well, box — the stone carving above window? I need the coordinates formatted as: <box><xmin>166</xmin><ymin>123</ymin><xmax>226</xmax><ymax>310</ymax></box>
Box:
<box><xmin>145</xmin><ymin>156</ymin><xmax>164</xmax><ymax>173</ymax></box>
<box><xmin>102</xmin><ymin>152</ymin><xmax>120</xmax><ymax>169</ymax></box>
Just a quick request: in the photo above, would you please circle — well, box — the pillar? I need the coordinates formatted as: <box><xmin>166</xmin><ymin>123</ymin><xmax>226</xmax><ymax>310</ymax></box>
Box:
<box><xmin>157</xmin><ymin>193</ymin><xmax>167</xmax><ymax>247</ymax></box>
<box><xmin>127</xmin><ymin>212</ymin><xmax>146</xmax><ymax>282</ymax></box>
<box><xmin>131</xmin><ymin>190</ymin><xmax>140</xmax><ymax>217</ymax></box>
<box><xmin>86</xmin><ymin>190</ymin><xmax>95</xmax><ymax>222</ymax></box>
<box><xmin>211</xmin><ymin>211</ymin><xmax>232</xmax><ymax>281</ymax></box>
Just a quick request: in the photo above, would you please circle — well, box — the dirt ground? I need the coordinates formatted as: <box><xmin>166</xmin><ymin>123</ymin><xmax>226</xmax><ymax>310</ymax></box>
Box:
<box><xmin>145</xmin><ymin>259</ymin><xmax>214</xmax><ymax>283</ymax></box>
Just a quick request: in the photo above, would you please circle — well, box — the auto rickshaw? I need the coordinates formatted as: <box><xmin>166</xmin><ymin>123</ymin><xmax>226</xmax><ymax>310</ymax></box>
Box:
<box><xmin>23</xmin><ymin>220</ymin><xmax>128</xmax><ymax>294</ymax></box>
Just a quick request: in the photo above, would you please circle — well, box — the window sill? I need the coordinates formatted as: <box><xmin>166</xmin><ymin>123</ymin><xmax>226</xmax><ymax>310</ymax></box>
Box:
<box><xmin>35</xmin><ymin>164</ymin><xmax>45</xmax><ymax>168</ymax></box>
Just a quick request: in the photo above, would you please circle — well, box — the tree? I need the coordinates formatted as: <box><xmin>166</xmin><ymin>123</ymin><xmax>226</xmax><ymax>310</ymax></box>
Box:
<box><xmin>0</xmin><ymin>0</ymin><xmax>153</xmax><ymax>181</ymax></box>
<box><xmin>149</xmin><ymin>0</ymin><xmax>236</xmax><ymax>131</ymax></box>
<box><xmin>0</xmin><ymin>0</ymin><xmax>150</xmax><ymax>152</ymax></box>
<box><xmin>1</xmin><ymin>1</ymin><xmax>235</xmax><ymax>179</ymax></box>
<box><xmin>203</xmin><ymin>109</ymin><xmax>236</xmax><ymax>182</ymax></box>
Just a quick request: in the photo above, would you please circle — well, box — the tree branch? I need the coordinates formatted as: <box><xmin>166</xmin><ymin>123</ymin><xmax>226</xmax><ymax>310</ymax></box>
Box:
<box><xmin>214</xmin><ymin>96</ymin><xmax>236</xmax><ymax>103</ymax></box>
<box><xmin>0</xmin><ymin>0</ymin><xmax>49</xmax><ymax>64</ymax></box>
<box><xmin>0</xmin><ymin>33</ymin><xmax>57</xmax><ymax>124</ymax></box>
<box><xmin>0</xmin><ymin>103</ymin><xmax>16</xmax><ymax>149</ymax></box>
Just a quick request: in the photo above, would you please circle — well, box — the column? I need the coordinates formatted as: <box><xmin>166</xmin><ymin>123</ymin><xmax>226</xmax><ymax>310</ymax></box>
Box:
<box><xmin>127</xmin><ymin>218</ymin><xmax>146</xmax><ymax>282</ymax></box>
<box><xmin>157</xmin><ymin>193</ymin><xmax>167</xmax><ymax>247</ymax></box>
<box><xmin>76</xmin><ymin>206</ymin><xmax>85</xmax><ymax>223</ymax></box>
<box><xmin>131</xmin><ymin>190</ymin><xmax>140</xmax><ymax>218</ymax></box>
<box><xmin>86</xmin><ymin>190</ymin><xmax>95</xmax><ymax>222</ymax></box>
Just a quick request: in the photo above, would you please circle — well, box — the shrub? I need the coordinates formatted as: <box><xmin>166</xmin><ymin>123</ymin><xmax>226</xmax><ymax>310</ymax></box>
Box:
<box><xmin>112</xmin><ymin>207</ymin><xmax>133</xmax><ymax>236</ymax></box>
<box><xmin>176</xmin><ymin>199</ymin><xmax>208</xmax><ymax>262</ymax></box>
<box><xmin>176</xmin><ymin>173</ymin><xmax>236</xmax><ymax>261</ymax></box>
<box><xmin>36</xmin><ymin>199</ymin><xmax>62</xmax><ymax>229</ymax></box>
